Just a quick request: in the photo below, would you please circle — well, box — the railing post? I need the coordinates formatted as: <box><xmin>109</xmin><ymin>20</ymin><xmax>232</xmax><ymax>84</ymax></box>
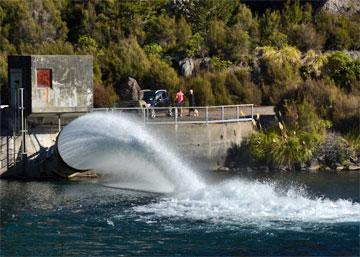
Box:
<box><xmin>175</xmin><ymin>107</ymin><xmax>178</xmax><ymax>124</ymax></box>
<box><xmin>19</xmin><ymin>88</ymin><xmax>26</xmax><ymax>159</ymax></box>
<box><xmin>143</xmin><ymin>108</ymin><xmax>146</xmax><ymax>124</ymax></box>
<box><xmin>236</xmin><ymin>105</ymin><xmax>239</xmax><ymax>121</ymax></box>
<box><xmin>205</xmin><ymin>106</ymin><xmax>208</xmax><ymax>124</ymax></box>
<box><xmin>58</xmin><ymin>114</ymin><xmax>61</xmax><ymax>132</ymax></box>
<box><xmin>221</xmin><ymin>106</ymin><xmax>224</xmax><ymax>121</ymax></box>
<box><xmin>252</xmin><ymin>104</ymin><xmax>254</xmax><ymax>119</ymax></box>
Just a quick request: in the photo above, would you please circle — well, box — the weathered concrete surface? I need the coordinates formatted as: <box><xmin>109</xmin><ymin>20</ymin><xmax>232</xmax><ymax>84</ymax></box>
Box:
<box><xmin>154</xmin><ymin>121</ymin><xmax>253</xmax><ymax>169</ymax></box>
<box><xmin>8</xmin><ymin>55</ymin><xmax>93</xmax><ymax>114</ymax></box>
<box><xmin>1</xmin><ymin>117</ymin><xmax>254</xmax><ymax>178</ymax></box>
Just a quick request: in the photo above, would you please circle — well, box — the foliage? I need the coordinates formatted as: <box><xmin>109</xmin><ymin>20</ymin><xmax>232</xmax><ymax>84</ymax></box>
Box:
<box><xmin>210</xmin><ymin>57</ymin><xmax>232</xmax><ymax>72</ymax></box>
<box><xmin>142</xmin><ymin>56</ymin><xmax>180</xmax><ymax>94</ymax></box>
<box><xmin>190</xmin><ymin>75</ymin><xmax>215</xmax><ymax>106</ymax></box>
<box><xmin>323</xmin><ymin>51</ymin><xmax>360</xmax><ymax>91</ymax></box>
<box><xmin>344</xmin><ymin>131</ymin><xmax>360</xmax><ymax>151</ymax></box>
<box><xmin>100</xmin><ymin>38</ymin><xmax>150</xmax><ymax>86</ymax></box>
<box><xmin>93</xmin><ymin>83</ymin><xmax>118</xmax><ymax>108</ymax></box>
<box><xmin>228</xmin><ymin>69</ymin><xmax>262</xmax><ymax>104</ymax></box>
<box><xmin>145</xmin><ymin>14</ymin><xmax>177</xmax><ymax>50</ymax></box>
<box><xmin>287</xmin><ymin>23</ymin><xmax>324</xmax><ymax>52</ymax></box>
<box><xmin>185</xmin><ymin>33</ymin><xmax>205</xmax><ymax>58</ymax></box>
<box><xmin>248</xmin><ymin>129</ymin><xmax>322</xmax><ymax>169</ymax></box>
<box><xmin>249</xmin><ymin>100</ymin><xmax>326</xmax><ymax>169</ymax></box>
<box><xmin>143</xmin><ymin>43</ymin><xmax>163</xmax><ymax>57</ymax></box>
<box><xmin>300</xmin><ymin>50</ymin><xmax>328</xmax><ymax>79</ymax></box>
<box><xmin>315</xmin><ymin>11</ymin><xmax>358</xmax><ymax>50</ymax></box>
<box><xmin>257</xmin><ymin>45</ymin><xmax>302</xmax><ymax>85</ymax></box>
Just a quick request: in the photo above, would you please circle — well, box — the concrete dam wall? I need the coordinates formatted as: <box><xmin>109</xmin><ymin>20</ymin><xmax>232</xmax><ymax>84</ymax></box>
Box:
<box><xmin>0</xmin><ymin>114</ymin><xmax>253</xmax><ymax>179</ymax></box>
<box><xmin>156</xmin><ymin>122</ymin><xmax>253</xmax><ymax>170</ymax></box>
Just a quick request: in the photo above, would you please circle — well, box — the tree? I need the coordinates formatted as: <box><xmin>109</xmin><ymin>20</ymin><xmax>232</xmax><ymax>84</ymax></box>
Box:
<box><xmin>232</xmin><ymin>3</ymin><xmax>260</xmax><ymax>45</ymax></box>
<box><xmin>316</xmin><ymin>11</ymin><xmax>353</xmax><ymax>50</ymax></box>
<box><xmin>100</xmin><ymin>38</ymin><xmax>150</xmax><ymax>87</ymax></box>
<box><xmin>142</xmin><ymin>56</ymin><xmax>180</xmax><ymax>94</ymax></box>
<box><xmin>187</xmin><ymin>0</ymin><xmax>237</xmax><ymax>34</ymax></box>
<box><xmin>145</xmin><ymin>14</ymin><xmax>177</xmax><ymax>51</ymax></box>
<box><xmin>190</xmin><ymin>75</ymin><xmax>215</xmax><ymax>106</ymax></box>
<box><xmin>323</xmin><ymin>51</ymin><xmax>360</xmax><ymax>91</ymax></box>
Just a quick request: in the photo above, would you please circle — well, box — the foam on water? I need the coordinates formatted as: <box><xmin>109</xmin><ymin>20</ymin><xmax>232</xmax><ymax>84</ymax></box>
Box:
<box><xmin>58</xmin><ymin>112</ymin><xmax>204</xmax><ymax>193</ymax></box>
<box><xmin>134</xmin><ymin>179</ymin><xmax>360</xmax><ymax>225</ymax></box>
<box><xmin>59</xmin><ymin>112</ymin><xmax>360</xmax><ymax>225</ymax></box>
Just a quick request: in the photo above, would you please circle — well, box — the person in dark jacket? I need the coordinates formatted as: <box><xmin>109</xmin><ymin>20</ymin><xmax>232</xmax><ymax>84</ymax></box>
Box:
<box><xmin>188</xmin><ymin>89</ymin><xmax>197</xmax><ymax>117</ymax></box>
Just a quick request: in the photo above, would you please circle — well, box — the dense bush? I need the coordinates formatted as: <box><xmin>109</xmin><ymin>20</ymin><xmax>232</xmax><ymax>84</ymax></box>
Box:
<box><xmin>142</xmin><ymin>56</ymin><xmax>180</xmax><ymax>94</ymax></box>
<box><xmin>249</xmin><ymin>100</ymin><xmax>327</xmax><ymax>169</ymax></box>
<box><xmin>248</xmin><ymin>129</ymin><xmax>323</xmax><ymax>170</ymax></box>
<box><xmin>93</xmin><ymin>83</ymin><xmax>118</xmax><ymax>108</ymax></box>
<box><xmin>323</xmin><ymin>51</ymin><xmax>360</xmax><ymax>91</ymax></box>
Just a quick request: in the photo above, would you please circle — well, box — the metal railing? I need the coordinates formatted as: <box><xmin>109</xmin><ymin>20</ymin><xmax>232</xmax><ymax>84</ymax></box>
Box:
<box><xmin>92</xmin><ymin>104</ymin><xmax>254</xmax><ymax>125</ymax></box>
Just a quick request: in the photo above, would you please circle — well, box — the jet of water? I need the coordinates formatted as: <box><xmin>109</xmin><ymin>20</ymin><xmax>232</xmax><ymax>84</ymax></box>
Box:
<box><xmin>58</xmin><ymin>112</ymin><xmax>205</xmax><ymax>193</ymax></box>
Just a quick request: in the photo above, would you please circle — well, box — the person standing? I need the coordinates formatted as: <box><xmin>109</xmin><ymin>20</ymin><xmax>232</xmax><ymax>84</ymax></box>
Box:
<box><xmin>188</xmin><ymin>89</ymin><xmax>196</xmax><ymax>117</ymax></box>
<box><xmin>175</xmin><ymin>88</ymin><xmax>185</xmax><ymax>117</ymax></box>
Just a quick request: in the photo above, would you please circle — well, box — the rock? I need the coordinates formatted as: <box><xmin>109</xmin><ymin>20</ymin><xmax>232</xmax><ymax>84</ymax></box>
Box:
<box><xmin>178</xmin><ymin>57</ymin><xmax>211</xmax><ymax>77</ymax></box>
<box><xmin>322</xmin><ymin>0</ymin><xmax>360</xmax><ymax>14</ymax></box>
<box><xmin>179</xmin><ymin>58</ymin><xmax>194</xmax><ymax>77</ymax></box>
<box><xmin>246</xmin><ymin>166</ymin><xmax>253</xmax><ymax>172</ymax></box>
<box><xmin>336</xmin><ymin>166</ymin><xmax>344</xmax><ymax>171</ymax></box>
<box><xmin>308</xmin><ymin>159</ymin><xmax>321</xmax><ymax>172</ymax></box>
<box><xmin>117</xmin><ymin>77</ymin><xmax>142</xmax><ymax>101</ymax></box>
<box><xmin>350</xmin><ymin>156</ymin><xmax>359</xmax><ymax>164</ymax></box>
<box><xmin>348</xmin><ymin>165</ymin><xmax>360</xmax><ymax>171</ymax></box>
<box><xmin>325</xmin><ymin>166</ymin><xmax>333</xmax><ymax>172</ymax></box>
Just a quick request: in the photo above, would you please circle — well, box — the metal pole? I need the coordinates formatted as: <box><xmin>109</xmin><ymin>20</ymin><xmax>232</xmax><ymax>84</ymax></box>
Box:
<box><xmin>221</xmin><ymin>106</ymin><xmax>224</xmax><ymax>121</ymax></box>
<box><xmin>175</xmin><ymin>107</ymin><xmax>178</xmax><ymax>125</ymax></box>
<box><xmin>143</xmin><ymin>108</ymin><xmax>146</xmax><ymax>124</ymax></box>
<box><xmin>19</xmin><ymin>88</ymin><xmax>25</xmax><ymax>158</ymax></box>
<box><xmin>236</xmin><ymin>105</ymin><xmax>239</xmax><ymax>121</ymax></box>
<box><xmin>58</xmin><ymin>114</ymin><xmax>61</xmax><ymax>132</ymax></box>
<box><xmin>205</xmin><ymin>106</ymin><xmax>208</xmax><ymax>124</ymax></box>
<box><xmin>251</xmin><ymin>104</ymin><xmax>254</xmax><ymax>120</ymax></box>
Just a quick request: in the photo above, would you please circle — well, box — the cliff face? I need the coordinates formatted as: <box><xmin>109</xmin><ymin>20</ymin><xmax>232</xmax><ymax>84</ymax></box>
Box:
<box><xmin>322</xmin><ymin>0</ymin><xmax>360</xmax><ymax>14</ymax></box>
<box><xmin>170</xmin><ymin>1</ymin><xmax>359</xmax><ymax>15</ymax></box>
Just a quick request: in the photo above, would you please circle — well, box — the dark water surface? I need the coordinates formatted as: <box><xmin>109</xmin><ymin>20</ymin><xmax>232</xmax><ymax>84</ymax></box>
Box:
<box><xmin>1</xmin><ymin>171</ymin><xmax>359</xmax><ymax>256</ymax></box>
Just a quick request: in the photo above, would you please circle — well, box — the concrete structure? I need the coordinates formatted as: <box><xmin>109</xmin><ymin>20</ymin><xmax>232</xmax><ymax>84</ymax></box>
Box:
<box><xmin>1</xmin><ymin>55</ymin><xmax>93</xmax><ymax>176</ymax></box>
<box><xmin>158</xmin><ymin>122</ymin><xmax>253</xmax><ymax>170</ymax></box>
<box><xmin>8</xmin><ymin>55</ymin><xmax>93</xmax><ymax>114</ymax></box>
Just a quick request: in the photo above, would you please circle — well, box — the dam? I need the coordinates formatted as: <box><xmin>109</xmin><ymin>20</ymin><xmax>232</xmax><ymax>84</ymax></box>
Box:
<box><xmin>0</xmin><ymin>55</ymin><xmax>274</xmax><ymax>179</ymax></box>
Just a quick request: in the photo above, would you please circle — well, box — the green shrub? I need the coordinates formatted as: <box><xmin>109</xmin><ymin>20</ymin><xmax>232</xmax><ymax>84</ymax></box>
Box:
<box><xmin>142</xmin><ymin>56</ymin><xmax>180</xmax><ymax>95</ymax></box>
<box><xmin>316</xmin><ymin>11</ymin><xmax>354</xmax><ymax>50</ymax></box>
<box><xmin>93</xmin><ymin>83</ymin><xmax>118</xmax><ymax>108</ymax></box>
<box><xmin>210</xmin><ymin>56</ymin><xmax>232</xmax><ymax>72</ymax></box>
<box><xmin>143</xmin><ymin>43</ymin><xmax>163</xmax><ymax>57</ymax></box>
<box><xmin>323</xmin><ymin>51</ymin><xmax>360</xmax><ymax>91</ymax></box>
<box><xmin>190</xmin><ymin>75</ymin><xmax>215</xmax><ymax>106</ymax></box>
<box><xmin>229</xmin><ymin>69</ymin><xmax>262</xmax><ymax>104</ymax></box>
<box><xmin>287</xmin><ymin>23</ymin><xmax>324</xmax><ymax>52</ymax></box>
<box><xmin>185</xmin><ymin>32</ymin><xmax>206</xmax><ymax>58</ymax></box>
<box><xmin>145</xmin><ymin>14</ymin><xmax>177</xmax><ymax>50</ymax></box>
<box><xmin>248</xmin><ymin>129</ymin><xmax>323</xmax><ymax>169</ymax></box>
<box><xmin>100</xmin><ymin>38</ymin><xmax>150</xmax><ymax>86</ymax></box>
<box><xmin>256</xmin><ymin>45</ymin><xmax>302</xmax><ymax>85</ymax></box>
<box><xmin>206</xmin><ymin>72</ymin><xmax>232</xmax><ymax>105</ymax></box>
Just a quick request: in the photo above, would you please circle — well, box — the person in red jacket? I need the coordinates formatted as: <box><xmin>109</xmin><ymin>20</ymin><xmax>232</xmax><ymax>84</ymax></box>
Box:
<box><xmin>175</xmin><ymin>88</ymin><xmax>185</xmax><ymax>117</ymax></box>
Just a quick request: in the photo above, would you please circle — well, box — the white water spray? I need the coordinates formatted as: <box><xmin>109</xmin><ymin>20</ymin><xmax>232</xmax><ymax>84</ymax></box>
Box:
<box><xmin>58</xmin><ymin>112</ymin><xmax>204</xmax><ymax>193</ymax></box>
<box><xmin>134</xmin><ymin>179</ymin><xmax>360</xmax><ymax>226</ymax></box>
<box><xmin>58</xmin><ymin>112</ymin><xmax>360</xmax><ymax>225</ymax></box>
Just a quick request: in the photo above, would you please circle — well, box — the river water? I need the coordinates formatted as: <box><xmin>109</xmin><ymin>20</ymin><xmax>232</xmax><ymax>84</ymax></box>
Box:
<box><xmin>1</xmin><ymin>171</ymin><xmax>359</xmax><ymax>256</ymax></box>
